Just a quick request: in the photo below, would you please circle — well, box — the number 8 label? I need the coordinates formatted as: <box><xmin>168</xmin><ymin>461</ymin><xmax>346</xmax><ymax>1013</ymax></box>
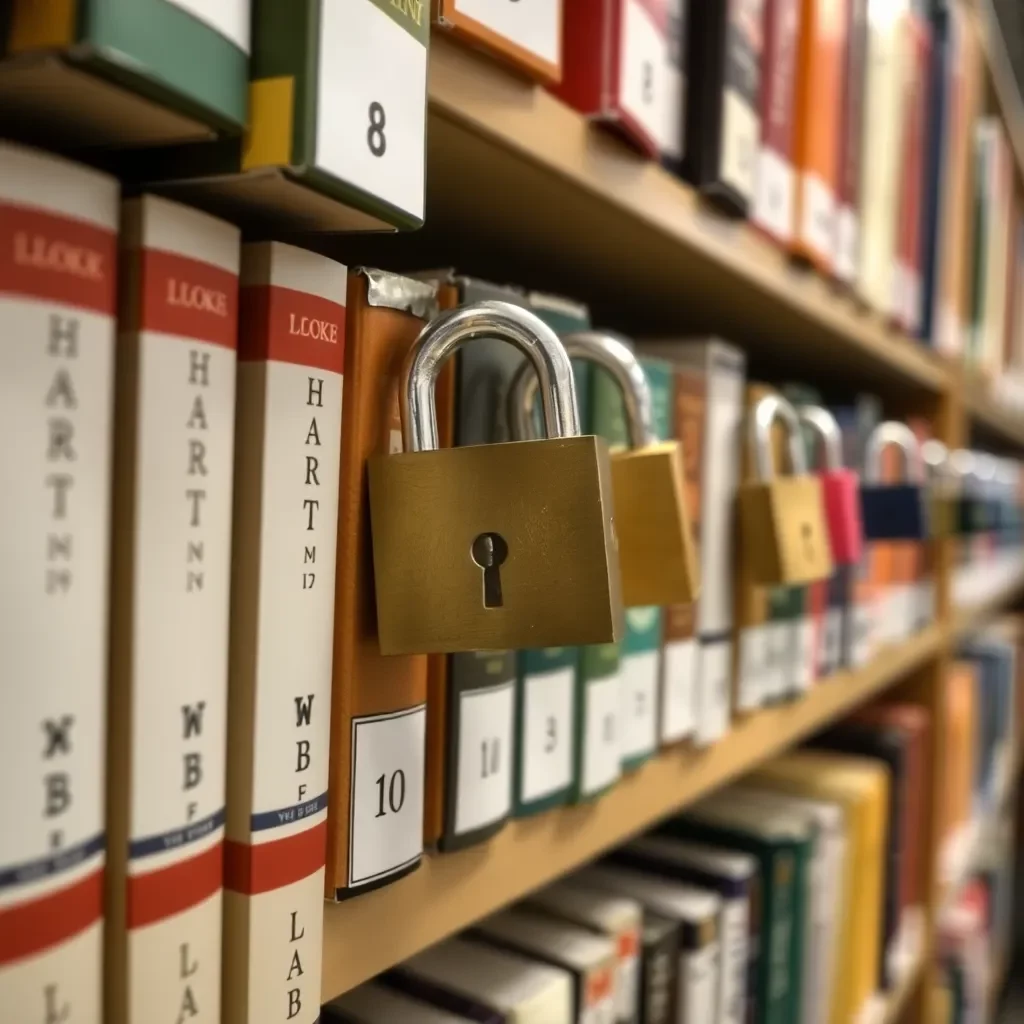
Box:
<box><xmin>317</xmin><ymin>0</ymin><xmax>429</xmax><ymax>225</ymax></box>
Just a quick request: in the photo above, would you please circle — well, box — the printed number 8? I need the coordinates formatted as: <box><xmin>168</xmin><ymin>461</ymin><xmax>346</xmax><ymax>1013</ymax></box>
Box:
<box><xmin>367</xmin><ymin>101</ymin><xmax>387</xmax><ymax>157</ymax></box>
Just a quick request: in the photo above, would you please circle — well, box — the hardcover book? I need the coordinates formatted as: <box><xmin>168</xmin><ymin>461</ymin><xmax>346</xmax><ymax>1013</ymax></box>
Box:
<box><xmin>222</xmin><ymin>243</ymin><xmax>346</xmax><ymax>1024</ymax></box>
<box><xmin>107</xmin><ymin>194</ymin><xmax>240</xmax><ymax>1024</ymax></box>
<box><xmin>0</xmin><ymin>141</ymin><xmax>118</xmax><ymax>1023</ymax></box>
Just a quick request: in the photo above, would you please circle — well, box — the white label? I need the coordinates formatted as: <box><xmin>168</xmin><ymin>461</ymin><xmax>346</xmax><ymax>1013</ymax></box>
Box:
<box><xmin>721</xmin><ymin>89</ymin><xmax>758</xmax><ymax>202</ymax></box>
<box><xmin>454</xmin><ymin>681</ymin><xmax>515</xmax><ymax>836</ymax></box>
<box><xmin>834</xmin><ymin>206</ymin><xmax>859</xmax><ymax>283</ymax></box>
<box><xmin>581</xmin><ymin>675</ymin><xmax>622</xmax><ymax>797</ymax></box>
<box><xmin>453</xmin><ymin>0</ymin><xmax>560</xmax><ymax>66</ymax></box>
<box><xmin>738</xmin><ymin>625</ymin><xmax>768</xmax><ymax>711</ymax></box>
<box><xmin>793</xmin><ymin>617</ymin><xmax>816</xmax><ymax>694</ymax></box>
<box><xmin>619</xmin><ymin>0</ymin><xmax>674</xmax><ymax>154</ymax></box>
<box><xmin>317</xmin><ymin>0</ymin><xmax>427</xmax><ymax>220</ymax></box>
<box><xmin>520</xmin><ymin>665</ymin><xmax>575</xmax><ymax>803</ymax></box>
<box><xmin>659</xmin><ymin>638</ymin><xmax>697</xmax><ymax>741</ymax></box>
<box><xmin>765</xmin><ymin>622</ymin><xmax>791</xmax><ymax>701</ymax></box>
<box><xmin>0</xmin><ymin>298</ymin><xmax>112</xmax><ymax>900</ymax></box>
<box><xmin>348</xmin><ymin>705</ymin><xmax>425</xmax><ymax>887</ymax></box>
<box><xmin>620</xmin><ymin>650</ymin><xmax>659</xmax><ymax>762</ymax></box>
<box><xmin>801</xmin><ymin>172</ymin><xmax>836</xmax><ymax>262</ymax></box>
<box><xmin>852</xmin><ymin>601</ymin><xmax>874</xmax><ymax>667</ymax></box>
<box><xmin>166</xmin><ymin>0</ymin><xmax>250</xmax><ymax>52</ymax></box>
<box><xmin>720</xmin><ymin>899</ymin><xmax>750</xmax><ymax>1024</ymax></box>
<box><xmin>695</xmin><ymin>639</ymin><xmax>732</xmax><ymax>743</ymax></box>
<box><xmin>753</xmin><ymin>146</ymin><xmax>795</xmax><ymax>242</ymax></box>
<box><xmin>130</xmin><ymin>334</ymin><xmax>236</xmax><ymax>858</ymax></box>
<box><xmin>249</xmin><ymin>362</ymin><xmax>342</xmax><ymax>831</ymax></box>
<box><xmin>680</xmin><ymin>942</ymin><xmax>719</xmax><ymax>1024</ymax></box>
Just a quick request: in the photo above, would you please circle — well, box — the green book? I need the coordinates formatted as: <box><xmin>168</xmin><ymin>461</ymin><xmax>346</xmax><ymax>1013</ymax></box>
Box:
<box><xmin>660</xmin><ymin>800</ymin><xmax>814</xmax><ymax>1024</ymax></box>
<box><xmin>514</xmin><ymin>293</ymin><xmax>591</xmax><ymax>816</ymax></box>
<box><xmin>5</xmin><ymin>0</ymin><xmax>249</xmax><ymax>139</ymax></box>
<box><xmin>592</xmin><ymin>355</ymin><xmax>675</xmax><ymax>771</ymax></box>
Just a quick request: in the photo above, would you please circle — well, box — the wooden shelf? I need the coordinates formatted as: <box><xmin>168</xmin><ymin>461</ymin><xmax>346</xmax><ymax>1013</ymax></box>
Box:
<box><xmin>953</xmin><ymin>562</ymin><xmax>1024</xmax><ymax>635</ymax></box>
<box><xmin>963</xmin><ymin>374</ymin><xmax>1024</xmax><ymax>448</ymax></box>
<box><xmin>415</xmin><ymin>37</ymin><xmax>949</xmax><ymax>396</ymax></box>
<box><xmin>320</xmin><ymin>625</ymin><xmax>941</xmax><ymax>1001</ymax></box>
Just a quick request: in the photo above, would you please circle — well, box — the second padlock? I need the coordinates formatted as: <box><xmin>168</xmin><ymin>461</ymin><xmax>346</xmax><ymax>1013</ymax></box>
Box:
<box><xmin>508</xmin><ymin>330</ymin><xmax>700</xmax><ymax>607</ymax></box>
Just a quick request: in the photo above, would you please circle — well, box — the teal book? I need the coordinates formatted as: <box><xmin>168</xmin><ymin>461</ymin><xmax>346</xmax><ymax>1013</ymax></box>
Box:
<box><xmin>514</xmin><ymin>293</ymin><xmax>590</xmax><ymax>816</ymax></box>
<box><xmin>660</xmin><ymin>800</ymin><xmax>813</xmax><ymax>1024</ymax></box>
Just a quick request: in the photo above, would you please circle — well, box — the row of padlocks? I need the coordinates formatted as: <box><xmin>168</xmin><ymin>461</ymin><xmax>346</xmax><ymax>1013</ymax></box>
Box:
<box><xmin>365</xmin><ymin>302</ymin><xmax>988</xmax><ymax>657</ymax></box>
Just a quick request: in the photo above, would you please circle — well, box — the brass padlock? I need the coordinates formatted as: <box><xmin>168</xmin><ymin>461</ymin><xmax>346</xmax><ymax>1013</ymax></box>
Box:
<box><xmin>368</xmin><ymin>301</ymin><xmax>624</xmax><ymax>655</ymax></box>
<box><xmin>923</xmin><ymin>439</ymin><xmax>959</xmax><ymax>538</ymax></box>
<box><xmin>738</xmin><ymin>393</ymin><xmax>834</xmax><ymax>585</ymax></box>
<box><xmin>508</xmin><ymin>330</ymin><xmax>700</xmax><ymax>607</ymax></box>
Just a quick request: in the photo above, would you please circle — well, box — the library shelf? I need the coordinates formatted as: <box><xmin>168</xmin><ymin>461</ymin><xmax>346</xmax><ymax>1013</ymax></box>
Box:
<box><xmin>952</xmin><ymin>559</ymin><xmax>1024</xmax><ymax>635</ymax></box>
<box><xmin>963</xmin><ymin>374</ymin><xmax>1024</xmax><ymax>448</ymax></box>
<box><xmin>320</xmin><ymin>624</ymin><xmax>942</xmax><ymax>1002</ymax></box>
<box><xmin>423</xmin><ymin>36</ymin><xmax>948</xmax><ymax>397</ymax></box>
<box><xmin>972</xmin><ymin>0</ymin><xmax>1024</xmax><ymax>180</ymax></box>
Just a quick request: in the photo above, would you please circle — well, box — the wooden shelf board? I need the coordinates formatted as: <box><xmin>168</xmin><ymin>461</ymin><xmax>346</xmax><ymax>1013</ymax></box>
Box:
<box><xmin>953</xmin><ymin>568</ymin><xmax>1024</xmax><ymax>635</ymax></box>
<box><xmin>411</xmin><ymin>38</ymin><xmax>949</xmax><ymax>396</ymax></box>
<box><xmin>963</xmin><ymin>374</ymin><xmax>1024</xmax><ymax>449</ymax></box>
<box><xmin>321</xmin><ymin>625</ymin><xmax>942</xmax><ymax>1002</ymax></box>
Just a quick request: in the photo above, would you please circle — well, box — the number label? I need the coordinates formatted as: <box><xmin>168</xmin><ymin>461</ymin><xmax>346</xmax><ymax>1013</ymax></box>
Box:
<box><xmin>454</xmin><ymin>682</ymin><xmax>514</xmax><ymax>836</ymax></box>
<box><xmin>520</xmin><ymin>666</ymin><xmax>574</xmax><ymax>804</ymax></box>
<box><xmin>348</xmin><ymin>705</ymin><xmax>425</xmax><ymax>887</ymax></box>
<box><xmin>620</xmin><ymin>650</ymin><xmax>658</xmax><ymax>761</ymax></box>
<box><xmin>581</xmin><ymin>674</ymin><xmax>622</xmax><ymax>797</ymax></box>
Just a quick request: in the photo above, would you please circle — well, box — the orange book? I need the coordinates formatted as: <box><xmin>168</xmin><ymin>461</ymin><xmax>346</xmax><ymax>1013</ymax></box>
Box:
<box><xmin>792</xmin><ymin>0</ymin><xmax>848</xmax><ymax>270</ymax></box>
<box><xmin>942</xmin><ymin>661</ymin><xmax>979</xmax><ymax>843</ymax></box>
<box><xmin>325</xmin><ymin>270</ymin><xmax>438</xmax><ymax>899</ymax></box>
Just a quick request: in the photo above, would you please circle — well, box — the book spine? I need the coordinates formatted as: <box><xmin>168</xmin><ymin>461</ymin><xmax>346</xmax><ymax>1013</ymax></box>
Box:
<box><xmin>752</xmin><ymin>0</ymin><xmax>801</xmax><ymax>244</ymax></box>
<box><xmin>108</xmin><ymin>195</ymin><xmax>239</xmax><ymax>1024</ymax></box>
<box><xmin>661</xmin><ymin>366</ymin><xmax>705</xmax><ymax>741</ymax></box>
<box><xmin>769</xmin><ymin>848</ymin><xmax>800</xmax><ymax>1024</ymax></box>
<box><xmin>792</xmin><ymin>0</ymin><xmax>846</xmax><ymax>270</ymax></box>
<box><xmin>695</xmin><ymin>345</ymin><xmax>744</xmax><ymax>741</ymax></box>
<box><xmin>221</xmin><ymin>244</ymin><xmax>345</xmax><ymax>1024</ymax></box>
<box><xmin>576</xmin><ymin>643</ymin><xmax>623</xmax><ymax>800</ymax></box>
<box><xmin>0</xmin><ymin>143</ymin><xmax>118</xmax><ymax>1022</ymax></box>
<box><xmin>593</xmin><ymin>358</ymin><xmax>661</xmax><ymax>770</ymax></box>
<box><xmin>835</xmin><ymin>0</ymin><xmax>867</xmax><ymax>283</ymax></box>
<box><xmin>641</xmin><ymin>926</ymin><xmax>679</xmax><ymax>1024</ymax></box>
<box><xmin>678</xmin><ymin>930</ymin><xmax>719</xmax><ymax>1024</ymax></box>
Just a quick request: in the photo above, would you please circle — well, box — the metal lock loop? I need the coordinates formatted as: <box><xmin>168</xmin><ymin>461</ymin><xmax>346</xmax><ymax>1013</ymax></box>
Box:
<box><xmin>403</xmin><ymin>300</ymin><xmax>581</xmax><ymax>453</ymax></box>
<box><xmin>507</xmin><ymin>330</ymin><xmax>656</xmax><ymax>446</ymax></box>
<box><xmin>863</xmin><ymin>421</ymin><xmax>925</xmax><ymax>484</ymax></box>
<box><xmin>750</xmin><ymin>394</ymin><xmax>808</xmax><ymax>480</ymax></box>
<box><xmin>796</xmin><ymin>405</ymin><xmax>844</xmax><ymax>471</ymax></box>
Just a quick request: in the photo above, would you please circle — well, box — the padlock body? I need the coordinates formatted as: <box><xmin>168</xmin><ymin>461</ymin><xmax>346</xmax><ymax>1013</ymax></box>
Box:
<box><xmin>611</xmin><ymin>441</ymin><xmax>701</xmax><ymax>607</ymax></box>
<box><xmin>860</xmin><ymin>484</ymin><xmax>928</xmax><ymax>540</ymax></box>
<box><xmin>368</xmin><ymin>435</ymin><xmax>624</xmax><ymax>654</ymax></box>
<box><xmin>738</xmin><ymin>476</ymin><xmax>834</xmax><ymax>585</ymax></box>
<box><xmin>820</xmin><ymin>467</ymin><xmax>864</xmax><ymax>564</ymax></box>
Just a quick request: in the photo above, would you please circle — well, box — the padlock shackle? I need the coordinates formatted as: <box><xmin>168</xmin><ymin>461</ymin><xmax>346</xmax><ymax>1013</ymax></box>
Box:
<box><xmin>507</xmin><ymin>331</ymin><xmax>656</xmax><ymax>447</ymax></box>
<box><xmin>796</xmin><ymin>405</ymin><xmax>843</xmax><ymax>472</ymax></box>
<box><xmin>863</xmin><ymin>422</ymin><xmax>925</xmax><ymax>484</ymax></box>
<box><xmin>402</xmin><ymin>301</ymin><xmax>581</xmax><ymax>452</ymax></box>
<box><xmin>750</xmin><ymin>394</ymin><xmax>807</xmax><ymax>480</ymax></box>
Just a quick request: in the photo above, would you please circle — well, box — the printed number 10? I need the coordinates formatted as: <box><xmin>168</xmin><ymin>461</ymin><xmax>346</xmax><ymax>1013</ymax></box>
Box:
<box><xmin>374</xmin><ymin>769</ymin><xmax>405</xmax><ymax>818</ymax></box>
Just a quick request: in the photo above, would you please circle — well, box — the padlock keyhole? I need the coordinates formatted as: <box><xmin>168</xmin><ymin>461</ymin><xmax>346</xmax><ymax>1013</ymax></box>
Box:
<box><xmin>801</xmin><ymin>521</ymin><xmax>815</xmax><ymax>560</ymax></box>
<box><xmin>471</xmin><ymin>532</ymin><xmax>509</xmax><ymax>609</ymax></box>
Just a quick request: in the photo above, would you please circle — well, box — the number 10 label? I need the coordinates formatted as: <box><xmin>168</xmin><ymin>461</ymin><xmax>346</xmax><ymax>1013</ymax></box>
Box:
<box><xmin>348</xmin><ymin>704</ymin><xmax>426</xmax><ymax>888</ymax></box>
<box><xmin>317</xmin><ymin>0</ymin><xmax>429</xmax><ymax>224</ymax></box>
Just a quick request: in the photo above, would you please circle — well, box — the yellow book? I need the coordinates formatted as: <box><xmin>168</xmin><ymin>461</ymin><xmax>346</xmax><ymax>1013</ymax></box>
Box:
<box><xmin>751</xmin><ymin>750</ymin><xmax>890</xmax><ymax>1024</ymax></box>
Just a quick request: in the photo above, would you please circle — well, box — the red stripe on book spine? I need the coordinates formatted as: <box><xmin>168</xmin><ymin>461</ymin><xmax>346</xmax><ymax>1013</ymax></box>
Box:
<box><xmin>140</xmin><ymin>249</ymin><xmax>238</xmax><ymax>349</ymax></box>
<box><xmin>223</xmin><ymin>821</ymin><xmax>327</xmax><ymax>896</ymax></box>
<box><xmin>239</xmin><ymin>284</ymin><xmax>345</xmax><ymax>374</ymax></box>
<box><xmin>0</xmin><ymin>202</ymin><xmax>116</xmax><ymax>315</ymax></box>
<box><xmin>0</xmin><ymin>868</ymin><xmax>103</xmax><ymax>965</ymax></box>
<box><xmin>127</xmin><ymin>842</ymin><xmax>223</xmax><ymax>929</ymax></box>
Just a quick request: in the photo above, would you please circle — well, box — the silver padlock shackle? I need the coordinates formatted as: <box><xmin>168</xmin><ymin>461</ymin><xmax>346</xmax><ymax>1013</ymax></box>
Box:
<box><xmin>863</xmin><ymin>422</ymin><xmax>925</xmax><ymax>484</ymax></box>
<box><xmin>507</xmin><ymin>331</ymin><xmax>656</xmax><ymax>447</ymax></box>
<box><xmin>750</xmin><ymin>394</ymin><xmax>807</xmax><ymax>480</ymax></box>
<box><xmin>402</xmin><ymin>300</ymin><xmax>580</xmax><ymax>453</ymax></box>
<box><xmin>796</xmin><ymin>405</ymin><xmax>843</xmax><ymax>472</ymax></box>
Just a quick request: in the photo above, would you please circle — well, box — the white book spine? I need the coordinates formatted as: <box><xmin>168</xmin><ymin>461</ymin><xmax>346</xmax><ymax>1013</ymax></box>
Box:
<box><xmin>222</xmin><ymin>244</ymin><xmax>346</xmax><ymax>1024</ymax></box>
<box><xmin>695</xmin><ymin>344</ymin><xmax>745</xmax><ymax>744</ymax></box>
<box><xmin>108</xmin><ymin>195</ymin><xmax>239</xmax><ymax>1024</ymax></box>
<box><xmin>678</xmin><ymin>940</ymin><xmax>719</xmax><ymax>1024</ymax></box>
<box><xmin>0</xmin><ymin>142</ymin><xmax>118</xmax><ymax>1022</ymax></box>
<box><xmin>718</xmin><ymin>898</ymin><xmax>750</xmax><ymax>1024</ymax></box>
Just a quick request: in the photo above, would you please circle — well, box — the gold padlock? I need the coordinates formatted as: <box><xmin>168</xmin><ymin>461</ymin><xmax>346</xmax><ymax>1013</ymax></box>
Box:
<box><xmin>738</xmin><ymin>393</ymin><xmax>834</xmax><ymax>585</ymax></box>
<box><xmin>923</xmin><ymin>439</ymin><xmax>959</xmax><ymax>539</ymax></box>
<box><xmin>368</xmin><ymin>301</ymin><xmax>624</xmax><ymax>655</ymax></box>
<box><xmin>508</xmin><ymin>331</ymin><xmax>700</xmax><ymax>607</ymax></box>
